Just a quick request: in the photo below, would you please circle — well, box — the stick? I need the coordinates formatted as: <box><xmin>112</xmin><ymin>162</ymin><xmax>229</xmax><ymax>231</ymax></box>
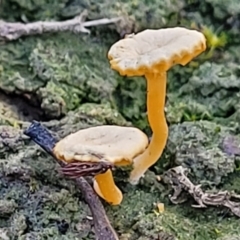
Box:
<box><xmin>76</xmin><ymin>178</ymin><xmax>119</xmax><ymax>240</ymax></box>
<box><xmin>24</xmin><ymin>121</ymin><xmax>119</xmax><ymax>240</ymax></box>
<box><xmin>163</xmin><ymin>166</ymin><xmax>240</xmax><ymax>217</ymax></box>
<box><xmin>0</xmin><ymin>10</ymin><xmax>122</xmax><ymax>41</ymax></box>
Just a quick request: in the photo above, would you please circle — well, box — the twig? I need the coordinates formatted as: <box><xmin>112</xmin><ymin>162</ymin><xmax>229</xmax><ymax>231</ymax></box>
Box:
<box><xmin>76</xmin><ymin>178</ymin><xmax>119</xmax><ymax>240</ymax></box>
<box><xmin>23</xmin><ymin>121</ymin><xmax>119</xmax><ymax>240</ymax></box>
<box><xmin>163</xmin><ymin>166</ymin><xmax>240</xmax><ymax>217</ymax></box>
<box><xmin>0</xmin><ymin>10</ymin><xmax>122</xmax><ymax>41</ymax></box>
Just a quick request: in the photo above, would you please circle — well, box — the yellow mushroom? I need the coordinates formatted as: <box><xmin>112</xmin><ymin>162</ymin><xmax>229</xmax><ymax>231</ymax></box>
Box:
<box><xmin>108</xmin><ymin>27</ymin><xmax>206</xmax><ymax>184</ymax></box>
<box><xmin>53</xmin><ymin>125</ymin><xmax>148</xmax><ymax>205</ymax></box>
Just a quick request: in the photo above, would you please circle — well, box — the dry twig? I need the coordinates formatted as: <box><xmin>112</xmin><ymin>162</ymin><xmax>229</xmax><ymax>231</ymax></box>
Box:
<box><xmin>163</xmin><ymin>166</ymin><xmax>240</xmax><ymax>217</ymax></box>
<box><xmin>0</xmin><ymin>10</ymin><xmax>122</xmax><ymax>41</ymax></box>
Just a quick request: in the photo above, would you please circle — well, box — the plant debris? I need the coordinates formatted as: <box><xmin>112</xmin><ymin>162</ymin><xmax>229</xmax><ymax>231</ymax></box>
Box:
<box><xmin>163</xmin><ymin>166</ymin><xmax>240</xmax><ymax>217</ymax></box>
<box><xmin>0</xmin><ymin>10</ymin><xmax>122</xmax><ymax>41</ymax></box>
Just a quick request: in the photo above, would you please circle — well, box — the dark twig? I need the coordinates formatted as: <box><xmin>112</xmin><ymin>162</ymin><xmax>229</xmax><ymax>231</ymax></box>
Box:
<box><xmin>24</xmin><ymin>121</ymin><xmax>119</xmax><ymax>240</ymax></box>
<box><xmin>0</xmin><ymin>10</ymin><xmax>122</xmax><ymax>41</ymax></box>
<box><xmin>163</xmin><ymin>166</ymin><xmax>240</xmax><ymax>217</ymax></box>
<box><xmin>76</xmin><ymin>178</ymin><xmax>119</xmax><ymax>240</ymax></box>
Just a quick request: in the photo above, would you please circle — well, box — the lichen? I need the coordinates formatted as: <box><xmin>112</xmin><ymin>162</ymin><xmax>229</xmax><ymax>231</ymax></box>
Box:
<box><xmin>166</xmin><ymin>62</ymin><xmax>240</xmax><ymax>125</ymax></box>
<box><xmin>218</xmin><ymin>235</ymin><xmax>240</xmax><ymax>240</ymax></box>
<box><xmin>0</xmin><ymin>199</ymin><xmax>17</xmax><ymax>217</ymax></box>
<box><xmin>158</xmin><ymin>121</ymin><xmax>240</xmax><ymax>185</ymax></box>
<box><xmin>1</xmin><ymin>0</ymin><xmax>240</xmax><ymax>239</ymax></box>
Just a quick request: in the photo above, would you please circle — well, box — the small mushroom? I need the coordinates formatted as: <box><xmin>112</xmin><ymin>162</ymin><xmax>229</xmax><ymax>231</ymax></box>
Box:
<box><xmin>53</xmin><ymin>125</ymin><xmax>148</xmax><ymax>205</ymax></box>
<box><xmin>24</xmin><ymin>121</ymin><xmax>121</xmax><ymax>239</ymax></box>
<box><xmin>108</xmin><ymin>27</ymin><xmax>206</xmax><ymax>184</ymax></box>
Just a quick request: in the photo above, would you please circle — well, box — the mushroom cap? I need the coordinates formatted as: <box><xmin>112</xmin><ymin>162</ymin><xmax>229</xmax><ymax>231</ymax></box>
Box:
<box><xmin>108</xmin><ymin>27</ymin><xmax>206</xmax><ymax>77</ymax></box>
<box><xmin>53</xmin><ymin>125</ymin><xmax>149</xmax><ymax>165</ymax></box>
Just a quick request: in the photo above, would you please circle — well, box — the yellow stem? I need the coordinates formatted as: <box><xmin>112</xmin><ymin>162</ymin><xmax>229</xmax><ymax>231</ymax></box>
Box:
<box><xmin>93</xmin><ymin>169</ymin><xmax>123</xmax><ymax>205</ymax></box>
<box><xmin>130</xmin><ymin>72</ymin><xmax>168</xmax><ymax>184</ymax></box>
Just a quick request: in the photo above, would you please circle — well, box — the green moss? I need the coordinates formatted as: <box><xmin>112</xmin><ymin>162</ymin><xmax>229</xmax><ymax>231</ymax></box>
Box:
<box><xmin>157</xmin><ymin>121</ymin><xmax>240</xmax><ymax>185</ymax></box>
<box><xmin>0</xmin><ymin>199</ymin><xmax>17</xmax><ymax>218</ymax></box>
<box><xmin>0</xmin><ymin>32</ymin><xmax>119</xmax><ymax>118</ymax></box>
<box><xmin>77</xmin><ymin>103</ymin><xmax>130</xmax><ymax>126</ymax></box>
<box><xmin>1</xmin><ymin>118</ymin><xmax>240</xmax><ymax>239</ymax></box>
<box><xmin>166</xmin><ymin>62</ymin><xmax>240</xmax><ymax>125</ymax></box>
<box><xmin>1</xmin><ymin>0</ymin><xmax>240</xmax><ymax>239</ymax></box>
<box><xmin>205</xmin><ymin>0</ymin><xmax>240</xmax><ymax>19</ymax></box>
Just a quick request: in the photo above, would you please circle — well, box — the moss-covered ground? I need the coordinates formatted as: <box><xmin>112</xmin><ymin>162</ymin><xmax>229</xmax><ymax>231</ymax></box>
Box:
<box><xmin>1</xmin><ymin>0</ymin><xmax>240</xmax><ymax>239</ymax></box>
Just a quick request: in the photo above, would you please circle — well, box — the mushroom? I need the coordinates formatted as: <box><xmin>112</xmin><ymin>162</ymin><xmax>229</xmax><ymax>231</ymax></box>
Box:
<box><xmin>53</xmin><ymin>125</ymin><xmax>149</xmax><ymax>205</ymax></box>
<box><xmin>108</xmin><ymin>27</ymin><xmax>206</xmax><ymax>184</ymax></box>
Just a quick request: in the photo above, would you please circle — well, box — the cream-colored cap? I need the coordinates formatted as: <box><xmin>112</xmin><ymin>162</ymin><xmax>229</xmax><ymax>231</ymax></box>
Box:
<box><xmin>53</xmin><ymin>125</ymin><xmax>148</xmax><ymax>165</ymax></box>
<box><xmin>108</xmin><ymin>27</ymin><xmax>206</xmax><ymax>76</ymax></box>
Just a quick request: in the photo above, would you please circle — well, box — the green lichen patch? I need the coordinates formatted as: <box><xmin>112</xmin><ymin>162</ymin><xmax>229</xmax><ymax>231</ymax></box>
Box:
<box><xmin>0</xmin><ymin>33</ymin><xmax>119</xmax><ymax>119</ymax></box>
<box><xmin>157</xmin><ymin>121</ymin><xmax>239</xmax><ymax>185</ymax></box>
<box><xmin>1</xmin><ymin>176</ymin><xmax>95</xmax><ymax>239</ymax></box>
<box><xmin>205</xmin><ymin>0</ymin><xmax>240</xmax><ymax>20</ymax></box>
<box><xmin>166</xmin><ymin>62</ymin><xmax>240</xmax><ymax>125</ymax></box>
<box><xmin>1</xmin><ymin>115</ymin><xmax>240</xmax><ymax>239</ymax></box>
<box><xmin>0</xmin><ymin>199</ymin><xmax>17</xmax><ymax>218</ymax></box>
<box><xmin>105</xmin><ymin>183</ymin><xmax>240</xmax><ymax>240</ymax></box>
<box><xmin>1</xmin><ymin>0</ymin><xmax>240</xmax><ymax>239</ymax></box>
<box><xmin>218</xmin><ymin>235</ymin><xmax>240</xmax><ymax>240</ymax></box>
<box><xmin>77</xmin><ymin>103</ymin><xmax>130</xmax><ymax>126</ymax></box>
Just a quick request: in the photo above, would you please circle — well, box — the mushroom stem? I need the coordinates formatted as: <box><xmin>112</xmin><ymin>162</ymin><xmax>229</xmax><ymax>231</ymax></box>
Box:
<box><xmin>130</xmin><ymin>72</ymin><xmax>168</xmax><ymax>184</ymax></box>
<box><xmin>93</xmin><ymin>169</ymin><xmax>123</xmax><ymax>205</ymax></box>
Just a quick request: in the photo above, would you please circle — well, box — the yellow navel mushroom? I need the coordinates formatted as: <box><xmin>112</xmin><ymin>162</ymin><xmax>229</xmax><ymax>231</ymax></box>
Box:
<box><xmin>108</xmin><ymin>27</ymin><xmax>206</xmax><ymax>184</ymax></box>
<box><xmin>53</xmin><ymin>125</ymin><xmax>148</xmax><ymax>205</ymax></box>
